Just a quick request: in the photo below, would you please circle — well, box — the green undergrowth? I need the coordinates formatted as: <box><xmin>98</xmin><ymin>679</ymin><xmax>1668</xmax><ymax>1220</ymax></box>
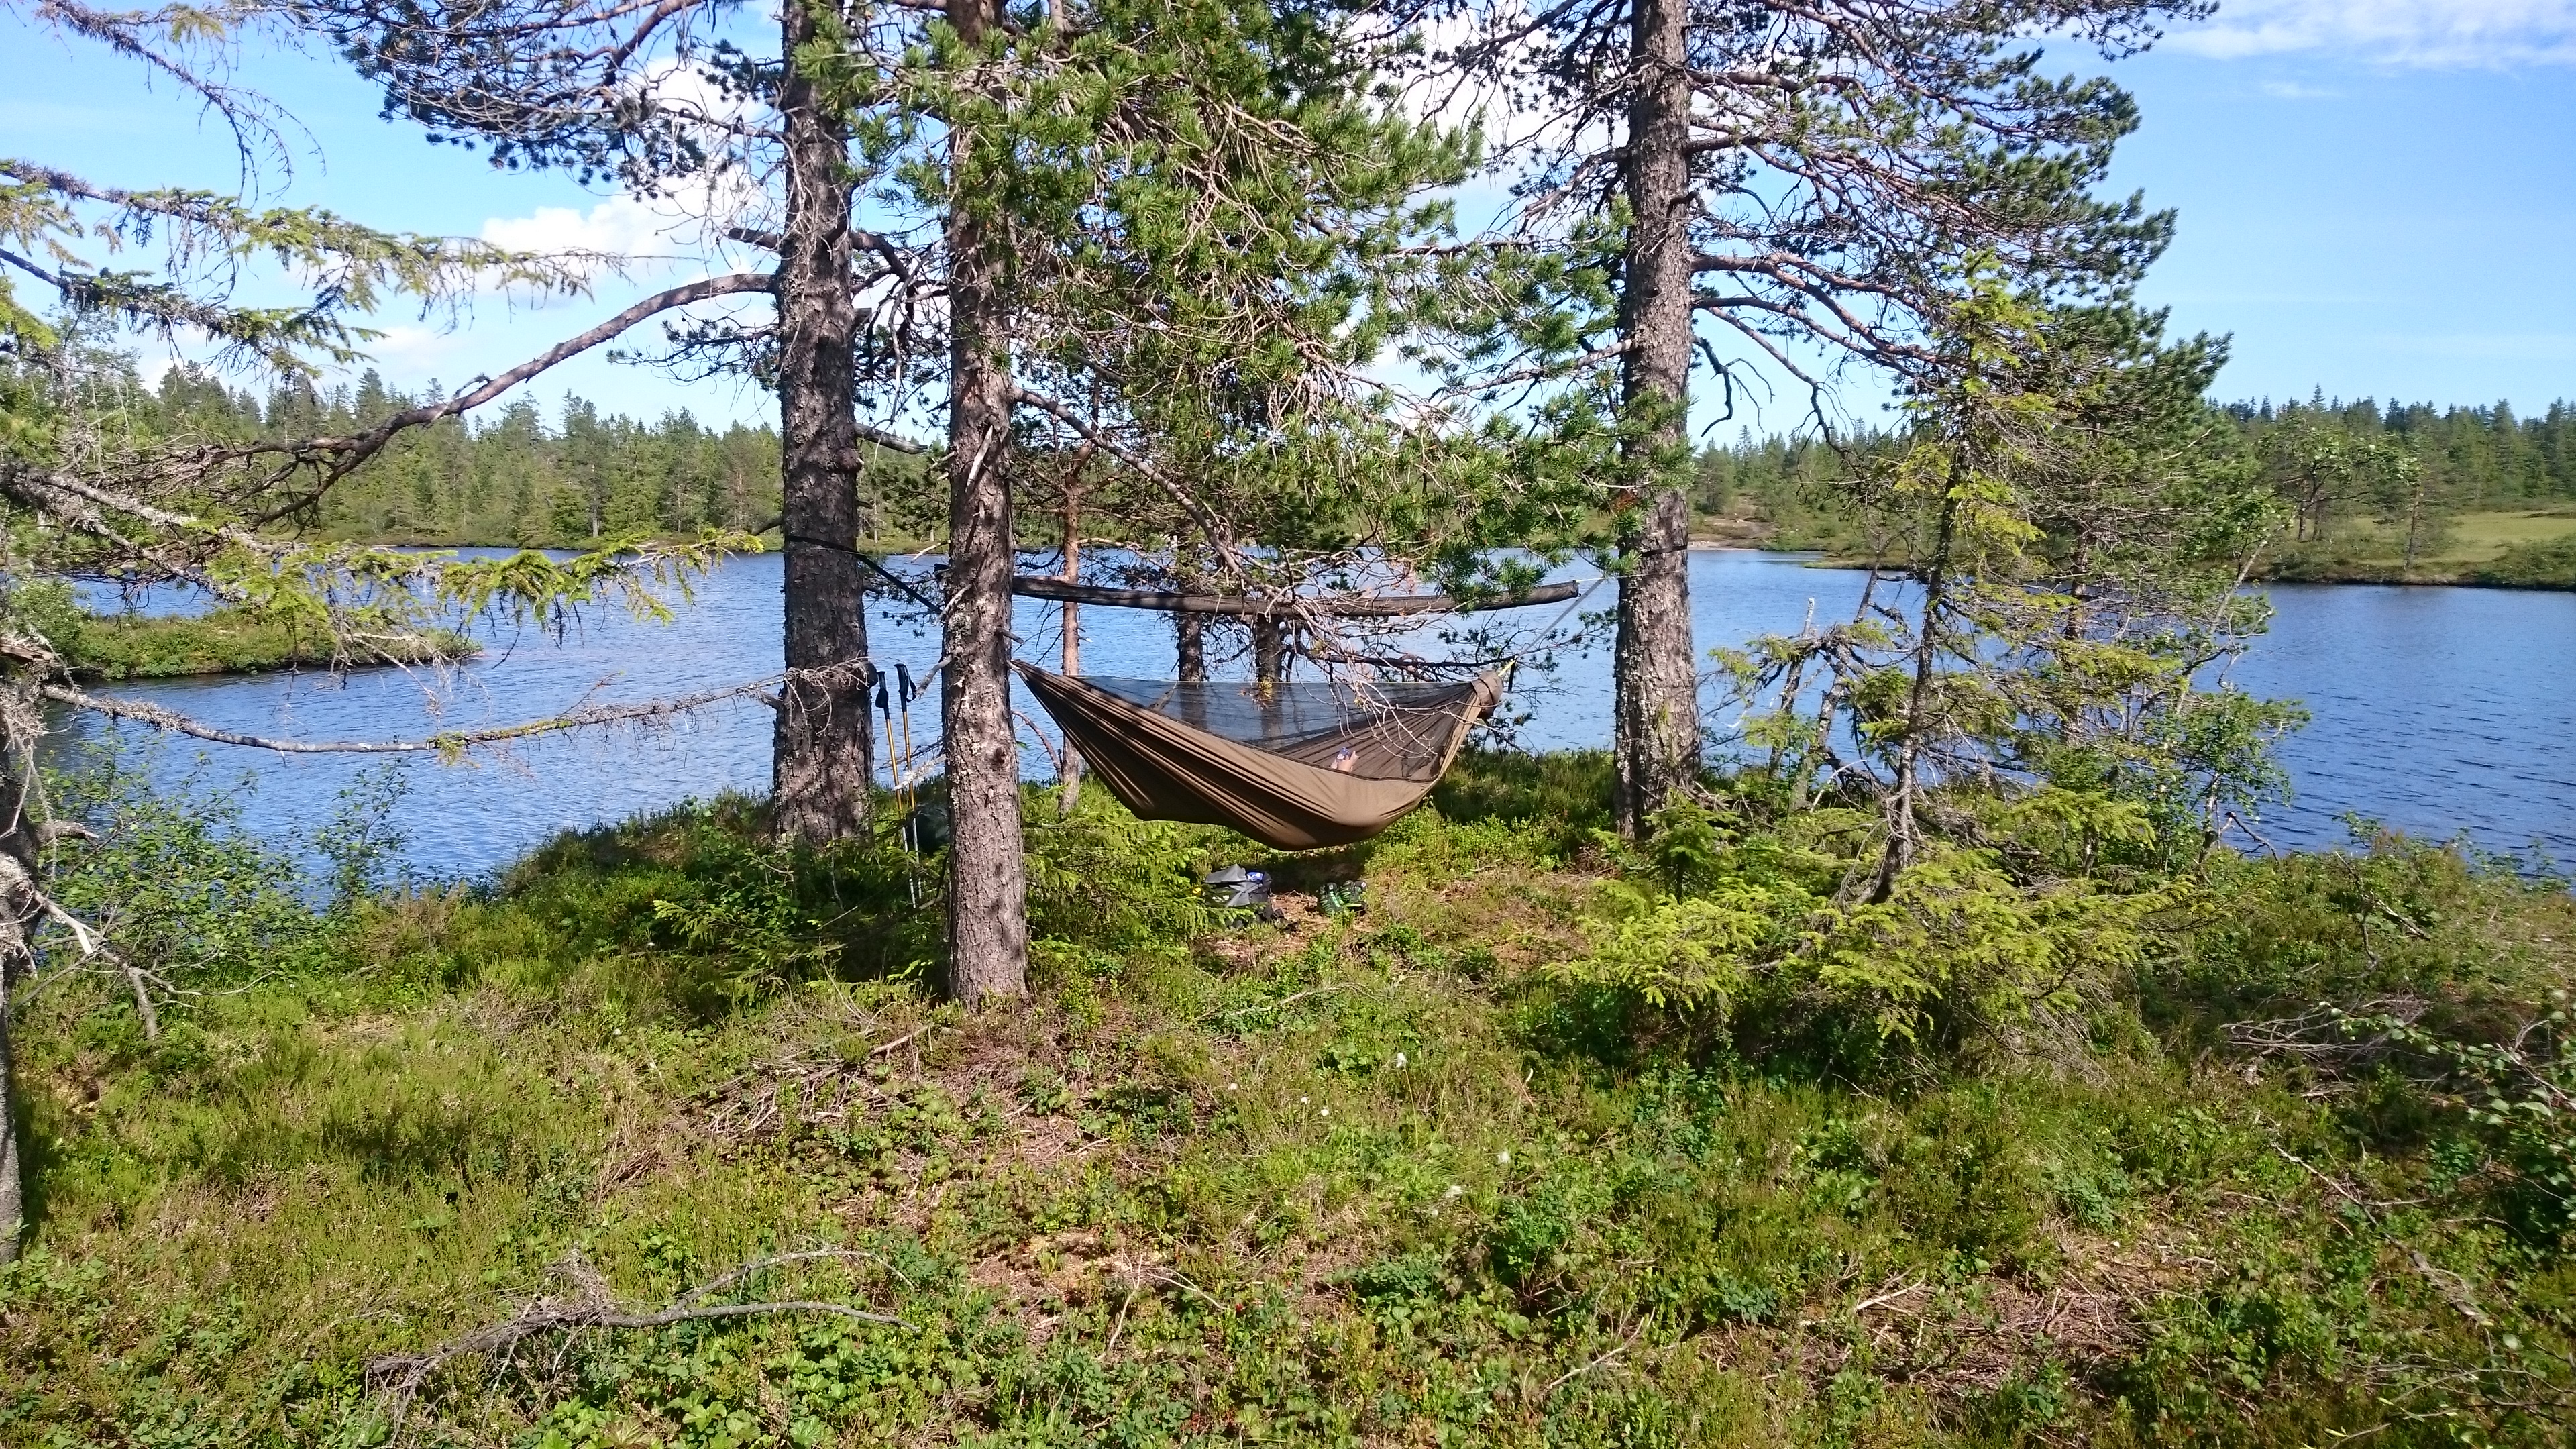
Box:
<box><xmin>2471</xmin><ymin>533</ymin><xmax>2576</xmax><ymax>588</ymax></box>
<box><xmin>6</xmin><ymin>752</ymin><xmax>2575</xmax><ymax>1446</ymax></box>
<box><xmin>2261</xmin><ymin>519</ymin><xmax>2576</xmax><ymax>590</ymax></box>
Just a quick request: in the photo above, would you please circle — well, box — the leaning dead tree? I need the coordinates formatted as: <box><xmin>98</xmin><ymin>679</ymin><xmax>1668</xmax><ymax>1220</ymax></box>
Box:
<box><xmin>1008</xmin><ymin>577</ymin><xmax>1582</xmax><ymax>619</ymax></box>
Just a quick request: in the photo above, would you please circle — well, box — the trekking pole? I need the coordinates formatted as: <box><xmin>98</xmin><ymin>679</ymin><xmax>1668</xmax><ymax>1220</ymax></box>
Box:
<box><xmin>895</xmin><ymin>662</ymin><xmax>921</xmax><ymax>798</ymax></box>
<box><xmin>875</xmin><ymin>669</ymin><xmax>898</xmax><ymax>799</ymax></box>
<box><xmin>894</xmin><ymin>663</ymin><xmax>926</xmax><ymax>906</ymax></box>
<box><xmin>877</xmin><ymin>669</ymin><xmax>916</xmax><ymax>900</ymax></box>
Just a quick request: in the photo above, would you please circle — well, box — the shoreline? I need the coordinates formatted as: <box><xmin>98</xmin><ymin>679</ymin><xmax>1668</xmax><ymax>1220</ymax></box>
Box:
<box><xmin>1686</xmin><ymin>538</ymin><xmax>2576</xmax><ymax>591</ymax></box>
<box><xmin>300</xmin><ymin>531</ymin><xmax>2576</xmax><ymax>595</ymax></box>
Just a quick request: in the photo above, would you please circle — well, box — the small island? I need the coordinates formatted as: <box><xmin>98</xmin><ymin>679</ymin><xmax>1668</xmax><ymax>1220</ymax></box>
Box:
<box><xmin>36</xmin><ymin>598</ymin><xmax>478</xmax><ymax>681</ymax></box>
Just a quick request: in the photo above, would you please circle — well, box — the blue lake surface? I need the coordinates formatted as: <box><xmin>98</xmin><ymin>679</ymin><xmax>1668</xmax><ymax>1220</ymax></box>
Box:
<box><xmin>47</xmin><ymin>551</ymin><xmax>2576</xmax><ymax>878</ymax></box>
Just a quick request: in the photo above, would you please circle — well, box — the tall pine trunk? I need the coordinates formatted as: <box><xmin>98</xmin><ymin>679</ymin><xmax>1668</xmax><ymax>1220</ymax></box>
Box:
<box><xmin>0</xmin><ymin>955</ymin><xmax>17</xmax><ymax>1263</ymax></box>
<box><xmin>941</xmin><ymin>0</ymin><xmax>1029</xmax><ymax>1005</ymax></box>
<box><xmin>1174</xmin><ymin>559</ymin><xmax>1208</xmax><ymax>684</ymax></box>
<box><xmin>770</xmin><ymin>0</ymin><xmax>875</xmax><ymax>844</ymax></box>
<box><xmin>1610</xmin><ymin>0</ymin><xmax>1701</xmax><ymax>838</ymax></box>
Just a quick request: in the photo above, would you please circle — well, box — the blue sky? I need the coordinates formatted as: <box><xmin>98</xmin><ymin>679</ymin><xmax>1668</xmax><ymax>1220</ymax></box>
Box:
<box><xmin>2105</xmin><ymin>8</ymin><xmax>2576</xmax><ymax>418</ymax></box>
<box><xmin>5</xmin><ymin>0</ymin><xmax>2572</xmax><ymax>433</ymax></box>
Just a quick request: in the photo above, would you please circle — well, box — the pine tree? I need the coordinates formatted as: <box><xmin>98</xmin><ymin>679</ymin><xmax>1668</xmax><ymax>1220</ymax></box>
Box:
<box><xmin>1438</xmin><ymin>0</ymin><xmax>2204</xmax><ymax>835</ymax></box>
<box><xmin>301</xmin><ymin>0</ymin><xmax>1515</xmax><ymax>1001</ymax></box>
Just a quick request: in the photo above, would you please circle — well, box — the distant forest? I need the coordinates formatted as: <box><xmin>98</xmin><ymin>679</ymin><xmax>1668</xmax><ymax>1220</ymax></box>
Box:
<box><xmin>142</xmin><ymin>365</ymin><xmax>788</xmax><ymax>547</ymax></box>
<box><xmin>146</xmin><ymin>364</ymin><xmax>790</xmax><ymax>545</ymax></box>
<box><xmin>146</xmin><ymin>363</ymin><xmax>2576</xmax><ymax>561</ymax></box>
<box><xmin>1697</xmin><ymin>392</ymin><xmax>2576</xmax><ymax>517</ymax></box>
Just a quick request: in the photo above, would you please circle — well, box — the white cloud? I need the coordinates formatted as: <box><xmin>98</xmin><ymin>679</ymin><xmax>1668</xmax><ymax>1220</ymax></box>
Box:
<box><xmin>2171</xmin><ymin>0</ymin><xmax>2576</xmax><ymax>66</ymax></box>
<box><xmin>478</xmin><ymin>58</ymin><xmax>772</xmax><ymax>266</ymax></box>
<box><xmin>366</xmin><ymin>325</ymin><xmax>472</xmax><ymax>370</ymax></box>
<box><xmin>2257</xmin><ymin>79</ymin><xmax>2341</xmax><ymax>97</ymax></box>
<box><xmin>480</xmin><ymin>193</ymin><xmax>692</xmax><ymax>259</ymax></box>
<box><xmin>133</xmin><ymin>349</ymin><xmax>181</xmax><ymax>390</ymax></box>
<box><xmin>475</xmin><ymin>163</ymin><xmax>775</xmax><ymax>305</ymax></box>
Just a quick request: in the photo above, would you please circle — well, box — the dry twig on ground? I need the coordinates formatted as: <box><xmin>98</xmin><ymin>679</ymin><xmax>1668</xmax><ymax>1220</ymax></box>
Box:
<box><xmin>366</xmin><ymin>1249</ymin><xmax>908</xmax><ymax>1437</ymax></box>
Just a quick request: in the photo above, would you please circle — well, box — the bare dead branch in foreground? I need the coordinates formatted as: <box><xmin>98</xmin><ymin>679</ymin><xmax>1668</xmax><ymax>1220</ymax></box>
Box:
<box><xmin>367</xmin><ymin>1249</ymin><xmax>907</xmax><ymax>1435</ymax></box>
<box><xmin>242</xmin><ymin>272</ymin><xmax>780</xmax><ymax>521</ymax></box>
<box><xmin>2223</xmin><ymin>998</ymin><xmax>2432</xmax><ymax>1075</ymax></box>
<box><xmin>40</xmin><ymin>670</ymin><xmax>828</xmax><ymax>757</ymax></box>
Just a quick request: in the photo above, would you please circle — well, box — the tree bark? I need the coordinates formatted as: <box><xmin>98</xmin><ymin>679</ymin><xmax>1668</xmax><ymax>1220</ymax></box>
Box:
<box><xmin>769</xmin><ymin>0</ymin><xmax>876</xmax><ymax>845</ymax></box>
<box><xmin>1873</xmin><ymin>488</ymin><xmax>1961</xmax><ymax>903</ymax></box>
<box><xmin>0</xmin><ymin>674</ymin><xmax>44</xmax><ymax>1263</ymax></box>
<box><xmin>940</xmin><ymin>0</ymin><xmax>1028</xmax><ymax>1006</ymax></box>
<box><xmin>1249</xmin><ymin>616</ymin><xmax>1288</xmax><ymax>682</ymax></box>
<box><xmin>0</xmin><ymin>938</ymin><xmax>18</xmax><ymax>1263</ymax></box>
<box><xmin>1173</xmin><ymin>556</ymin><xmax>1209</xmax><ymax>682</ymax></box>
<box><xmin>1610</xmin><ymin>0</ymin><xmax>1701</xmax><ymax>838</ymax></box>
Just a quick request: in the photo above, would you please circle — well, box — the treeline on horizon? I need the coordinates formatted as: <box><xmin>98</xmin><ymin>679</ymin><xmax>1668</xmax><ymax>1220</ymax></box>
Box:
<box><xmin>147</xmin><ymin>362</ymin><xmax>794</xmax><ymax>547</ymax></box>
<box><xmin>1699</xmin><ymin>390</ymin><xmax>2576</xmax><ymax>562</ymax></box>
<box><xmin>149</xmin><ymin>360</ymin><xmax>2576</xmax><ymax>553</ymax></box>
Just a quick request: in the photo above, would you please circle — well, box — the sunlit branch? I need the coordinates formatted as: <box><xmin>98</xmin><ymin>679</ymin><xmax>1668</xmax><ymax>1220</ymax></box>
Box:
<box><xmin>43</xmin><ymin>669</ymin><xmax>815</xmax><ymax>757</ymax></box>
<box><xmin>235</xmin><ymin>272</ymin><xmax>775</xmax><ymax>520</ymax></box>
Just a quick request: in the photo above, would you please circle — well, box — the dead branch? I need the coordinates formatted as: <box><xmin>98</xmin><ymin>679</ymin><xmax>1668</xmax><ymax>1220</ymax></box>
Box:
<box><xmin>1534</xmin><ymin>1320</ymin><xmax>1642</xmax><ymax>1400</ymax></box>
<box><xmin>672</xmin><ymin>1248</ymin><xmax>915</xmax><ymax>1306</ymax></box>
<box><xmin>34</xmin><ymin>820</ymin><xmax>97</xmax><ymax>847</ymax></box>
<box><xmin>2223</xmin><ymin>998</ymin><xmax>2430</xmax><ymax>1074</ymax></box>
<box><xmin>867</xmin><ymin>1024</ymin><xmax>938</xmax><ymax>1057</ymax></box>
<box><xmin>0</xmin><ymin>849</ymin><xmax>160</xmax><ymax>1038</ymax></box>
<box><xmin>368</xmin><ymin>1249</ymin><xmax>907</xmax><ymax>1434</ymax></box>
<box><xmin>242</xmin><ymin>272</ymin><xmax>777</xmax><ymax>520</ymax></box>
<box><xmin>40</xmin><ymin>670</ymin><xmax>810</xmax><ymax>757</ymax></box>
<box><xmin>855</xmin><ymin>422</ymin><xmax>931</xmax><ymax>455</ymax></box>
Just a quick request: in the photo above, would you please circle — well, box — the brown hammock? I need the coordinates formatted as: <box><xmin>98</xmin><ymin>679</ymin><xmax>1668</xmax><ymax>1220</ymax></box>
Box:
<box><xmin>1016</xmin><ymin>663</ymin><xmax>1503</xmax><ymax>850</ymax></box>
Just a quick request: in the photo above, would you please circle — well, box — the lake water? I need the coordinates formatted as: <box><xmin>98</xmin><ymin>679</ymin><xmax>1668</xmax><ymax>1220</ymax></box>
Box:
<box><xmin>47</xmin><ymin>551</ymin><xmax>2576</xmax><ymax>878</ymax></box>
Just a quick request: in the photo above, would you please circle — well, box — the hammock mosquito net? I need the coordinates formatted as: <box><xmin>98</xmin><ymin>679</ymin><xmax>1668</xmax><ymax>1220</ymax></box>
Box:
<box><xmin>1016</xmin><ymin>663</ymin><xmax>1503</xmax><ymax>850</ymax></box>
